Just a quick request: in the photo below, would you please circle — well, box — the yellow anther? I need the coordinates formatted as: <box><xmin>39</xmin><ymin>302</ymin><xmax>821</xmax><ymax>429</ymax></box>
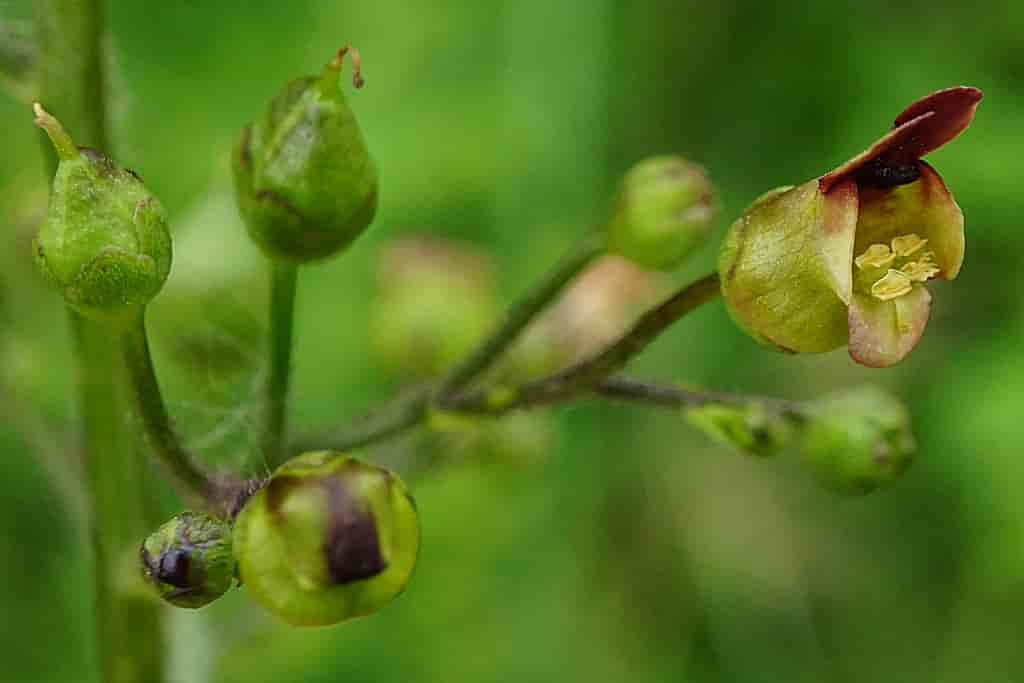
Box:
<box><xmin>855</xmin><ymin>243</ymin><xmax>895</xmax><ymax>270</ymax></box>
<box><xmin>891</xmin><ymin>234</ymin><xmax>927</xmax><ymax>257</ymax></box>
<box><xmin>871</xmin><ymin>269</ymin><xmax>914</xmax><ymax>301</ymax></box>
<box><xmin>901</xmin><ymin>259</ymin><xmax>940</xmax><ymax>282</ymax></box>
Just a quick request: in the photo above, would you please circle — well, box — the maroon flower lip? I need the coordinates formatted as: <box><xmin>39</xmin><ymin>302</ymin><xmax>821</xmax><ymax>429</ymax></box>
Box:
<box><xmin>820</xmin><ymin>86</ymin><xmax>983</xmax><ymax>193</ymax></box>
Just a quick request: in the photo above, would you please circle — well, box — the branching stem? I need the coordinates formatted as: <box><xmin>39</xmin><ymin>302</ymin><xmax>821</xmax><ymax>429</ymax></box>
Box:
<box><xmin>437</xmin><ymin>233</ymin><xmax>603</xmax><ymax>399</ymax></box>
<box><xmin>443</xmin><ymin>273</ymin><xmax>722</xmax><ymax>414</ymax></box>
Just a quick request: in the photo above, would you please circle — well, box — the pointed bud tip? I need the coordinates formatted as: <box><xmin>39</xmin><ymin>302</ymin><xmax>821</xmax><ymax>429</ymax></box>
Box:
<box><xmin>32</xmin><ymin>102</ymin><xmax>79</xmax><ymax>160</ymax></box>
<box><xmin>326</xmin><ymin>45</ymin><xmax>365</xmax><ymax>90</ymax></box>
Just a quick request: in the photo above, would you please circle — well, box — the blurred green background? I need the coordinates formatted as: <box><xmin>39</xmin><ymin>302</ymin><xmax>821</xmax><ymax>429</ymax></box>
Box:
<box><xmin>2</xmin><ymin>1</ymin><xmax>1022</xmax><ymax>681</ymax></box>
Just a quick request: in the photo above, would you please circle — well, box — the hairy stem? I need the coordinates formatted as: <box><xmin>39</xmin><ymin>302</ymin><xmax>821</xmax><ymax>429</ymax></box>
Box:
<box><xmin>263</xmin><ymin>261</ymin><xmax>297</xmax><ymax>466</ymax></box>
<box><xmin>35</xmin><ymin>2</ymin><xmax>169</xmax><ymax>682</ymax></box>
<box><xmin>436</xmin><ymin>234</ymin><xmax>603</xmax><ymax>398</ymax></box>
<box><xmin>120</xmin><ymin>311</ymin><xmax>222</xmax><ymax>508</ymax></box>
<box><xmin>445</xmin><ymin>273</ymin><xmax>722</xmax><ymax>414</ymax></box>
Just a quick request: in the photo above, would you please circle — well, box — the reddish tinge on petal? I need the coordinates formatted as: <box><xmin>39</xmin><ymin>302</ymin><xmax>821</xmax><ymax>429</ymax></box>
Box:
<box><xmin>894</xmin><ymin>86</ymin><xmax>983</xmax><ymax>159</ymax></box>
<box><xmin>848</xmin><ymin>287</ymin><xmax>932</xmax><ymax>368</ymax></box>
<box><xmin>819</xmin><ymin>86</ymin><xmax>982</xmax><ymax>193</ymax></box>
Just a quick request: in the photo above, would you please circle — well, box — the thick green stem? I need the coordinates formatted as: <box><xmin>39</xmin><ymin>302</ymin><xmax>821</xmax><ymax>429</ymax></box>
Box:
<box><xmin>120</xmin><ymin>311</ymin><xmax>221</xmax><ymax>508</ymax></box>
<box><xmin>445</xmin><ymin>273</ymin><xmax>722</xmax><ymax>414</ymax></box>
<box><xmin>436</xmin><ymin>234</ymin><xmax>603</xmax><ymax>399</ymax></box>
<box><xmin>35</xmin><ymin>2</ymin><xmax>167</xmax><ymax>681</ymax></box>
<box><xmin>263</xmin><ymin>262</ymin><xmax>298</xmax><ymax>466</ymax></box>
<box><xmin>72</xmin><ymin>315</ymin><xmax>166</xmax><ymax>683</ymax></box>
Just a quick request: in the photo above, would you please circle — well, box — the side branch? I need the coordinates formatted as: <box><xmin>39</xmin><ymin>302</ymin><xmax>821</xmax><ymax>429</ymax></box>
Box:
<box><xmin>120</xmin><ymin>311</ymin><xmax>228</xmax><ymax>509</ymax></box>
<box><xmin>444</xmin><ymin>273</ymin><xmax>722</xmax><ymax>414</ymax></box>
<box><xmin>594</xmin><ymin>376</ymin><xmax>806</xmax><ymax>417</ymax></box>
<box><xmin>436</xmin><ymin>234</ymin><xmax>603</xmax><ymax>398</ymax></box>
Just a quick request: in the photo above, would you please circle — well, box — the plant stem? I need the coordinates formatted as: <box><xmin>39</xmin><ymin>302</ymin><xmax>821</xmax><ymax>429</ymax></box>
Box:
<box><xmin>293</xmin><ymin>273</ymin><xmax>723</xmax><ymax>453</ymax></box>
<box><xmin>594</xmin><ymin>376</ymin><xmax>806</xmax><ymax>417</ymax></box>
<box><xmin>35</xmin><ymin>2</ymin><xmax>168</xmax><ymax>681</ymax></box>
<box><xmin>120</xmin><ymin>310</ymin><xmax>222</xmax><ymax>508</ymax></box>
<box><xmin>445</xmin><ymin>272</ymin><xmax>722</xmax><ymax>414</ymax></box>
<box><xmin>291</xmin><ymin>386</ymin><xmax>431</xmax><ymax>455</ymax></box>
<box><xmin>263</xmin><ymin>261</ymin><xmax>297</xmax><ymax>466</ymax></box>
<box><xmin>436</xmin><ymin>234</ymin><xmax>604</xmax><ymax>399</ymax></box>
<box><xmin>72</xmin><ymin>316</ymin><xmax>166</xmax><ymax>683</ymax></box>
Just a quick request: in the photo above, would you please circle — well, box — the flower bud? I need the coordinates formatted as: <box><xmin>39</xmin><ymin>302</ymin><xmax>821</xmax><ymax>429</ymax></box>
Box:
<box><xmin>232</xmin><ymin>451</ymin><xmax>420</xmax><ymax>626</ymax></box>
<box><xmin>370</xmin><ymin>236</ymin><xmax>497</xmax><ymax>378</ymax></box>
<box><xmin>799</xmin><ymin>386</ymin><xmax>915</xmax><ymax>494</ymax></box>
<box><xmin>140</xmin><ymin>511</ymin><xmax>235</xmax><ymax>609</ymax></box>
<box><xmin>606</xmin><ymin>156</ymin><xmax>717</xmax><ymax>271</ymax></box>
<box><xmin>686</xmin><ymin>402</ymin><xmax>796</xmax><ymax>458</ymax></box>
<box><xmin>233</xmin><ymin>47</ymin><xmax>377</xmax><ymax>262</ymax></box>
<box><xmin>32</xmin><ymin>104</ymin><xmax>172</xmax><ymax>323</ymax></box>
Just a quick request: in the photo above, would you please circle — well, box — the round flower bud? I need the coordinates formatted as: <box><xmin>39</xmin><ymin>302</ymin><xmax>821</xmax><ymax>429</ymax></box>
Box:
<box><xmin>140</xmin><ymin>511</ymin><xmax>236</xmax><ymax>609</ymax></box>
<box><xmin>233</xmin><ymin>451</ymin><xmax>420</xmax><ymax>626</ymax></box>
<box><xmin>233</xmin><ymin>47</ymin><xmax>377</xmax><ymax>262</ymax></box>
<box><xmin>32</xmin><ymin>104</ymin><xmax>172</xmax><ymax>323</ymax></box>
<box><xmin>799</xmin><ymin>386</ymin><xmax>915</xmax><ymax>495</ymax></box>
<box><xmin>606</xmin><ymin>156</ymin><xmax>717</xmax><ymax>271</ymax></box>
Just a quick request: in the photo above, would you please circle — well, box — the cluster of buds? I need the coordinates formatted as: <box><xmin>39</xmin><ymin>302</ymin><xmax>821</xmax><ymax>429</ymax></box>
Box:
<box><xmin>685</xmin><ymin>386</ymin><xmax>915</xmax><ymax>494</ymax></box>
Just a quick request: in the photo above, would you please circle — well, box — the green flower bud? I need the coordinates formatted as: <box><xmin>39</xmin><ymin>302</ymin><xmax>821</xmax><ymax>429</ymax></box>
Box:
<box><xmin>370</xmin><ymin>236</ymin><xmax>497</xmax><ymax>378</ymax></box>
<box><xmin>606</xmin><ymin>156</ymin><xmax>717</xmax><ymax>271</ymax></box>
<box><xmin>686</xmin><ymin>402</ymin><xmax>796</xmax><ymax>458</ymax></box>
<box><xmin>233</xmin><ymin>47</ymin><xmax>377</xmax><ymax>262</ymax></box>
<box><xmin>719</xmin><ymin>87</ymin><xmax>981</xmax><ymax>367</ymax></box>
<box><xmin>233</xmin><ymin>451</ymin><xmax>420</xmax><ymax>626</ymax></box>
<box><xmin>32</xmin><ymin>104</ymin><xmax>172</xmax><ymax>323</ymax></box>
<box><xmin>140</xmin><ymin>511</ymin><xmax>235</xmax><ymax>609</ymax></box>
<box><xmin>799</xmin><ymin>386</ymin><xmax>915</xmax><ymax>495</ymax></box>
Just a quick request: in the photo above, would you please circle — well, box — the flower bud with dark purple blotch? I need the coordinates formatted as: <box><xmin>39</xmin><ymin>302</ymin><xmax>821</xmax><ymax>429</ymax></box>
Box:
<box><xmin>233</xmin><ymin>47</ymin><xmax>378</xmax><ymax>263</ymax></box>
<box><xmin>32</xmin><ymin>104</ymin><xmax>172</xmax><ymax>324</ymax></box>
<box><xmin>719</xmin><ymin>87</ymin><xmax>982</xmax><ymax>367</ymax></box>
<box><xmin>232</xmin><ymin>451</ymin><xmax>420</xmax><ymax>626</ymax></box>
<box><xmin>140</xmin><ymin>511</ymin><xmax>236</xmax><ymax>609</ymax></box>
<box><xmin>799</xmin><ymin>386</ymin><xmax>915</xmax><ymax>495</ymax></box>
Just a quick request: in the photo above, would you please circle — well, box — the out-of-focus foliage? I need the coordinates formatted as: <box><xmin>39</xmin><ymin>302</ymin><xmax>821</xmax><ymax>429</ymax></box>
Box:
<box><xmin>0</xmin><ymin>1</ymin><xmax>1021</xmax><ymax>681</ymax></box>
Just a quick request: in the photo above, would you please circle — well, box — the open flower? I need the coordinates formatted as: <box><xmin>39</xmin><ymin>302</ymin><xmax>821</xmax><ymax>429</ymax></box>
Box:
<box><xmin>719</xmin><ymin>86</ymin><xmax>982</xmax><ymax>367</ymax></box>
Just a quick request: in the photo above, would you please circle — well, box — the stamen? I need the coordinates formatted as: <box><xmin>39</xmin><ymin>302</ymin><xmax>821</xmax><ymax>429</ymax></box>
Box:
<box><xmin>871</xmin><ymin>269</ymin><xmax>914</xmax><ymax>301</ymax></box>
<box><xmin>855</xmin><ymin>244</ymin><xmax>895</xmax><ymax>270</ymax></box>
<box><xmin>901</xmin><ymin>259</ymin><xmax>940</xmax><ymax>282</ymax></box>
<box><xmin>892</xmin><ymin>234</ymin><xmax>927</xmax><ymax>257</ymax></box>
